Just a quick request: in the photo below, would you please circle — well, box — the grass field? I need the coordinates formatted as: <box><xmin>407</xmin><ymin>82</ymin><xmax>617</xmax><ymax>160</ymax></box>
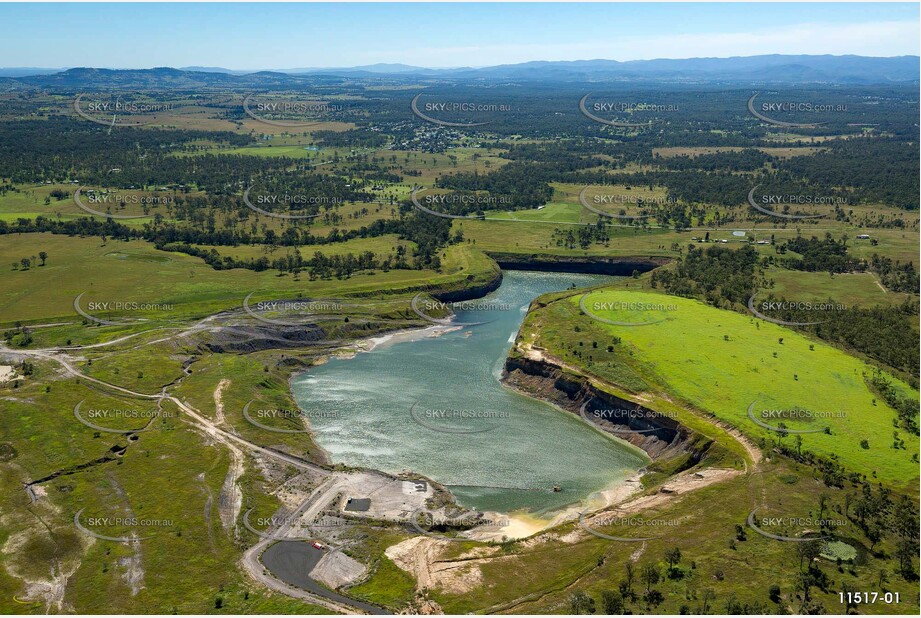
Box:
<box><xmin>170</xmin><ymin>349</ymin><xmax>333</xmax><ymax>464</ymax></box>
<box><xmin>531</xmin><ymin>289</ymin><xmax>918</xmax><ymax>486</ymax></box>
<box><xmin>0</xmin><ymin>371</ymin><xmax>327</xmax><ymax>614</ymax></box>
<box><xmin>207</xmin><ymin>143</ymin><xmax>366</xmax><ymax>160</ymax></box>
<box><xmin>190</xmin><ymin>234</ymin><xmax>410</xmax><ymax>262</ymax></box>
<box><xmin>2</xmin><ymin>83</ymin><xmax>917</xmax><ymax>617</ymax></box>
<box><xmin>0</xmin><ymin>233</ymin><xmax>498</xmax><ymax>330</ymax></box>
<box><xmin>652</xmin><ymin>146</ymin><xmax>824</xmax><ymax>159</ymax></box>
<box><xmin>0</xmin><ymin>184</ymin><xmax>175</xmax><ymax>224</ymax></box>
<box><xmin>420</xmin><ymin>451</ymin><xmax>918</xmax><ymax>615</ymax></box>
<box><xmin>765</xmin><ymin>268</ymin><xmax>909</xmax><ymax>307</ymax></box>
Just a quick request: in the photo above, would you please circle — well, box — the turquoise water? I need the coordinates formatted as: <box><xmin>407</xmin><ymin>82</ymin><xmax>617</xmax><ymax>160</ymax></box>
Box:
<box><xmin>291</xmin><ymin>270</ymin><xmax>648</xmax><ymax>515</ymax></box>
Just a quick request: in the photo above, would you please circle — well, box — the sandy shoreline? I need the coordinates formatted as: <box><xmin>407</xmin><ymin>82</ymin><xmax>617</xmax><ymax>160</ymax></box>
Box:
<box><xmin>332</xmin><ymin>322</ymin><xmax>463</xmax><ymax>359</ymax></box>
<box><xmin>0</xmin><ymin>365</ymin><xmax>16</xmax><ymax>383</ymax></box>
<box><xmin>467</xmin><ymin>471</ymin><xmax>646</xmax><ymax>542</ymax></box>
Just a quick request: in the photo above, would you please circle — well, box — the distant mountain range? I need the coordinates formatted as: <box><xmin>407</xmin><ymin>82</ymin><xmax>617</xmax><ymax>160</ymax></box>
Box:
<box><xmin>1</xmin><ymin>55</ymin><xmax>917</xmax><ymax>86</ymax></box>
<box><xmin>0</xmin><ymin>67</ymin><xmax>65</xmax><ymax>78</ymax></box>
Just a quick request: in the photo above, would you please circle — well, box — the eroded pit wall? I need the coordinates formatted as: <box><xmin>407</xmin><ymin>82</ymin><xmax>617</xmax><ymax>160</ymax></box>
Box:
<box><xmin>487</xmin><ymin>253</ymin><xmax>668</xmax><ymax>276</ymax></box>
<box><xmin>503</xmin><ymin>354</ymin><xmax>695</xmax><ymax>460</ymax></box>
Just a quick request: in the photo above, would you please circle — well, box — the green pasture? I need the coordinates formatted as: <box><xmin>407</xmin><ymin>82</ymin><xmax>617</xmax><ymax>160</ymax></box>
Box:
<box><xmin>538</xmin><ymin>289</ymin><xmax>918</xmax><ymax>485</ymax></box>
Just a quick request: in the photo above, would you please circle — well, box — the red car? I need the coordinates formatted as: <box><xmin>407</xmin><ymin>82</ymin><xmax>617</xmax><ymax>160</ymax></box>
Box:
<box><xmin>311</xmin><ymin>541</ymin><xmax>324</xmax><ymax>550</ymax></box>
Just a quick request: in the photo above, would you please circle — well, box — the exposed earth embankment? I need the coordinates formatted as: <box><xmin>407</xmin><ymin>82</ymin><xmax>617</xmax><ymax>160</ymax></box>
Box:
<box><xmin>503</xmin><ymin>352</ymin><xmax>700</xmax><ymax>462</ymax></box>
<box><xmin>488</xmin><ymin>252</ymin><xmax>668</xmax><ymax>276</ymax></box>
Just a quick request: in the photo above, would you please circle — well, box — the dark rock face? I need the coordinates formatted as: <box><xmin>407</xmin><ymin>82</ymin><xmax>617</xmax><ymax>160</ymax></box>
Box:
<box><xmin>430</xmin><ymin>271</ymin><xmax>503</xmax><ymax>303</ymax></box>
<box><xmin>203</xmin><ymin>324</ymin><xmax>335</xmax><ymax>354</ymax></box>
<box><xmin>198</xmin><ymin>270</ymin><xmax>505</xmax><ymax>354</ymax></box>
<box><xmin>488</xmin><ymin>254</ymin><xmax>668</xmax><ymax>276</ymax></box>
<box><xmin>502</xmin><ymin>354</ymin><xmax>691</xmax><ymax>460</ymax></box>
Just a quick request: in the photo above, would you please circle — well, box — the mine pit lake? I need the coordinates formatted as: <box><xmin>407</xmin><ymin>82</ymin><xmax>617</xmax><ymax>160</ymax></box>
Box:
<box><xmin>292</xmin><ymin>270</ymin><xmax>648</xmax><ymax>515</ymax></box>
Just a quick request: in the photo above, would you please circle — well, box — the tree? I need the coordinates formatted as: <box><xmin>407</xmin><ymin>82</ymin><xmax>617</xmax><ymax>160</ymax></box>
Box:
<box><xmin>798</xmin><ymin>570</ymin><xmax>813</xmax><ymax>607</ymax></box>
<box><xmin>643</xmin><ymin>589</ymin><xmax>664</xmax><ymax>608</ymax></box>
<box><xmin>665</xmin><ymin>547</ymin><xmax>682</xmax><ymax>570</ymax></box>
<box><xmin>866</xmin><ymin>520</ymin><xmax>883</xmax><ymax>551</ymax></box>
<box><xmin>700</xmin><ymin>588</ymin><xmax>716</xmax><ymax>614</ymax></box>
<box><xmin>893</xmin><ymin>495</ymin><xmax>920</xmax><ymax>578</ymax></box>
<box><xmin>38</xmin><ymin>251</ymin><xmax>47</xmax><ymax>266</ymax></box>
<box><xmin>641</xmin><ymin>563</ymin><xmax>660</xmax><ymax>593</ymax></box>
<box><xmin>600</xmin><ymin>590</ymin><xmax>623</xmax><ymax>615</ymax></box>
<box><xmin>798</xmin><ymin>539</ymin><xmax>823</xmax><ymax>572</ymax></box>
<box><xmin>620</xmin><ymin>562</ymin><xmax>635</xmax><ymax>599</ymax></box>
<box><xmin>569</xmin><ymin>591</ymin><xmax>595</xmax><ymax>615</ymax></box>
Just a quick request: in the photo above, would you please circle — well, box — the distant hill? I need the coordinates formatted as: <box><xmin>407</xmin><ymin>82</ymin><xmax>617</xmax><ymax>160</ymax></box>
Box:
<box><xmin>8</xmin><ymin>67</ymin><xmax>299</xmax><ymax>89</ymax></box>
<box><xmin>2</xmin><ymin>55</ymin><xmax>917</xmax><ymax>88</ymax></box>
<box><xmin>179</xmin><ymin>66</ymin><xmax>246</xmax><ymax>75</ymax></box>
<box><xmin>284</xmin><ymin>63</ymin><xmax>436</xmax><ymax>74</ymax></box>
<box><xmin>441</xmin><ymin>55</ymin><xmax>919</xmax><ymax>84</ymax></box>
<box><xmin>0</xmin><ymin>67</ymin><xmax>65</xmax><ymax>78</ymax></box>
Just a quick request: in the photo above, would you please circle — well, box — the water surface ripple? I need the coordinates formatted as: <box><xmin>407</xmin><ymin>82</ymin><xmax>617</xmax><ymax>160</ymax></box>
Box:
<box><xmin>292</xmin><ymin>271</ymin><xmax>648</xmax><ymax>514</ymax></box>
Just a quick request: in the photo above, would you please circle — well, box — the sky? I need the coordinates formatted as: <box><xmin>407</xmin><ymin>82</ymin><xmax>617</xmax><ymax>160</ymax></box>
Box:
<box><xmin>0</xmin><ymin>2</ymin><xmax>918</xmax><ymax>70</ymax></box>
